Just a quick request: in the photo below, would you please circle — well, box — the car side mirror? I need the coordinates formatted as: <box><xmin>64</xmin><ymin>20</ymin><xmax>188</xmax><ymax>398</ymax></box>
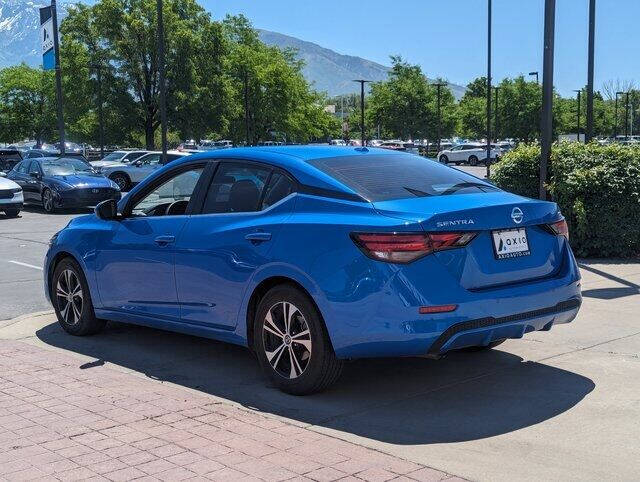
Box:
<box><xmin>29</xmin><ymin>171</ymin><xmax>40</xmax><ymax>179</ymax></box>
<box><xmin>95</xmin><ymin>199</ymin><xmax>118</xmax><ymax>220</ymax></box>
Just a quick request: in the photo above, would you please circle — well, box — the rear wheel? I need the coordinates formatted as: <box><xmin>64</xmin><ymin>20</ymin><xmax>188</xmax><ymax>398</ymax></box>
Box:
<box><xmin>3</xmin><ymin>208</ymin><xmax>19</xmax><ymax>217</ymax></box>
<box><xmin>462</xmin><ymin>339</ymin><xmax>506</xmax><ymax>352</ymax></box>
<box><xmin>254</xmin><ymin>285</ymin><xmax>343</xmax><ymax>395</ymax></box>
<box><xmin>110</xmin><ymin>172</ymin><xmax>131</xmax><ymax>191</ymax></box>
<box><xmin>468</xmin><ymin>155</ymin><xmax>479</xmax><ymax>166</ymax></box>
<box><xmin>52</xmin><ymin>258</ymin><xmax>105</xmax><ymax>336</ymax></box>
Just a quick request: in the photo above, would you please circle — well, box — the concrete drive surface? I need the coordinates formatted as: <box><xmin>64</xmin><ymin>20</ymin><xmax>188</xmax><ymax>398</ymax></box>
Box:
<box><xmin>0</xmin><ymin>260</ymin><xmax>638</xmax><ymax>481</ymax></box>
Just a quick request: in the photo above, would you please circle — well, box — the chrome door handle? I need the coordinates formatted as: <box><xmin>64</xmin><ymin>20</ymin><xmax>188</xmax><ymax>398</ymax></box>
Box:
<box><xmin>245</xmin><ymin>232</ymin><xmax>272</xmax><ymax>243</ymax></box>
<box><xmin>154</xmin><ymin>235</ymin><xmax>175</xmax><ymax>246</ymax></box>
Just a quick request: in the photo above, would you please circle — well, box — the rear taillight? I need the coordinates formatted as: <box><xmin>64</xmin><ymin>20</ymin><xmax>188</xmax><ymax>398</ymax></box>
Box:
<box><xmin>547</xmin><ymin>219</ymin><xmax>569</xmax><ymax>239</ymax></box>
<box><xmin>351</xmin><ymin>232</ymin><xmax>477</xmax><ymax>263</ymax></box>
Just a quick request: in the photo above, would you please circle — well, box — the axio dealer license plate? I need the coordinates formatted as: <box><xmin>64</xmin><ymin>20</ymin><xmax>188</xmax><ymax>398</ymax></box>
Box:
<box><xmin>492</xmin><ymin>228</ymin><xmax>530</xmax><ymax>259</ymax></box>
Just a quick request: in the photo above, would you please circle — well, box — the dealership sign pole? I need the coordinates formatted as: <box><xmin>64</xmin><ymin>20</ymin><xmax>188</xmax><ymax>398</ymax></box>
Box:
<box><xmin>40</xmin><ymin>1</ymin><xmax>65</xmax><ymax>154</ymax></box>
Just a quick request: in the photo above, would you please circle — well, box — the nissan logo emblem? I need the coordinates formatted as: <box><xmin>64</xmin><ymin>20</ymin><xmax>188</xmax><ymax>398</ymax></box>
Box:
<box><xmin>511</xmin><ymin>207</ymin><xmax>524</xmax><ymax>224</ymax></box>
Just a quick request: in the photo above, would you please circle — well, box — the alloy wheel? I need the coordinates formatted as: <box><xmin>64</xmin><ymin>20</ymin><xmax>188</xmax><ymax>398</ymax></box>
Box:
<box><xmin>262</xmin><ymin>301</ymin><xmax>312</xmax><ymax>379</ymax></box>
<box><xmin>56</xmin><ymin>269</ymin><xmax>83</xmax><ymax>325</ymax></box>
<box><xmin>113</xmin><ymin>175</ymin><xmax>127</xmax><ymax>190</ymax></box>
<box><xmin>43</xmin><ymin>190</ymin><xmax>54</xmax><ymax>212</ymax></box>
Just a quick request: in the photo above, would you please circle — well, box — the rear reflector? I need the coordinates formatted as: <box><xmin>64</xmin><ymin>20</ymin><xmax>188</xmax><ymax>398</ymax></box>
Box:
<box><xmin>351</xmin><ymin>231</ymin><xmax>477</xmax><ymax>263</ymax></box>
<box><xmin>547</xmin><ymin>219</ymin><xmax>569</xmax><ymax>239</ymax></box>
<box><xmin>419</xmin><ymin>304</ymin><xmax>458</xmax><ymax>314</ymax></box>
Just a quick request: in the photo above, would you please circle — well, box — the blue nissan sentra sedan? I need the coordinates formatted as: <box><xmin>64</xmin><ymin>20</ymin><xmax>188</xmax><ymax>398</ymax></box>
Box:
<box><xmin>44</xmin><ymin>146</ymin><xmax>581</xmax><ymax>394</ymax></box>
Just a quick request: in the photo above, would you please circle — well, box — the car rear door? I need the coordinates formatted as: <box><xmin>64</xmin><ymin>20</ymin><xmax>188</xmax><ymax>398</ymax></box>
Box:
<box><xmin>174</xmin><ymin>161</ymin><xmax>296</xmax><ymax>330</ymax></box>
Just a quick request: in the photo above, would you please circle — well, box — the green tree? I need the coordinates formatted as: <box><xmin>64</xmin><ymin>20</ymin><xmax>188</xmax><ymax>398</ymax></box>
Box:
<box><xmin>61</xmin><ymin>0</ymin><xmax>230</xmax><ymax>149</ymax></box>
<box><xmin>367</xmin><ymin>56</ymin><xmax>455</xmax><ymax>141</ymax></box>
<box><xmin>0</xmin><ymin>64</ymin><xmax>56</xmax><ymax>145</ymax></box>
<box><xmin>223</xmin><ymin>15</ymin><xmax>337</xmax><ymax>144</ymax></box>
<box><xmin>496</xmin><ymin>76</ymin><xmax>542</xmax><ymax>142</ymax></box>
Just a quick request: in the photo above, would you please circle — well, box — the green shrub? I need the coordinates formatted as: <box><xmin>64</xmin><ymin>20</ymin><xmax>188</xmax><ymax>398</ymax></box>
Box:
<box><xmin>492</xmin><ymin>142</ymin><xmax>640</xmax><ymax>258</ymax></box>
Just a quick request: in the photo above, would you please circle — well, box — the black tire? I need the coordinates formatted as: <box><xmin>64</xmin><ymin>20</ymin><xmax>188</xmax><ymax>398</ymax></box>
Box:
<box><xmin>462</xmin><ymin>339</ymin><xmax>506</xmax><ymax>352</ymax></box>
<box><xmin>254</xmin><ymin>285</ymin><xmax>343</xmax><ymax>395</ymax></box>
<box><xmin>3</xmin><ymin>208</ymin><xmax>20</xmax><ymax>217</ymax></box>
<box><xmin>52</xmin><ymin>258</ymin><xmax>105</xmax><ymax>336</ymax></box>
<box><xmin>110</xmin><ymin>172</ymin><xmax>131</xmax><ymax>192</ymax></box>
<box><xmin>468</xmin><ymin>155</ymin><xmax>479</xmax><ymax>166</ymax></box>
<box><xmin>42</xmin><ymin>188</ymin><xmax>55</xmax><ymax>213</ymax></box>
<box><xmin>439</xmin><ymin>155</ymin><xmax>448</xmax><ymax>164</ymax></box>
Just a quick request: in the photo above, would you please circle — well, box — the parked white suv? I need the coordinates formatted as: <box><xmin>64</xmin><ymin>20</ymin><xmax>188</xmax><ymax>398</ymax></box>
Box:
<box><xmin>99</xmin><ymin>151</ymin><xmax>188</xmax><ymax>191</ymax></box>
<box><xmin>437</xmin><ymin>143</ymin><xmax>501</xmax><ymax>166</ymax></box>
<box><xmin>0</xmin><ymin>176</ymin><xmax>23</xmax><ymax>217</ymax></box>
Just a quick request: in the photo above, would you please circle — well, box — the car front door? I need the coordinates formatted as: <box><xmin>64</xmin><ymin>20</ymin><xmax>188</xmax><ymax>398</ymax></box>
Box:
<box><xmin>129</xmin><ymin>153</ymin><xmax>162</xmax><ymax>183</ymax></box>
<box><xmin>26</xmin><ymin>161</ymin><xmax>45</xmax><ymax>202</ymax></box>
<box><xmin>7</xmin><ymin>161</ymin><xmax>30</xmax><ymax>198</ymax></box>
<box><xmin>94</xmin><ymin>163</ymin><xmax>207</xmax><ymax>321</ymax></box>
<box><xmin>174</xmin><ymin>161</ymin><xmax>296</xmax><ymax>330</ymax></box>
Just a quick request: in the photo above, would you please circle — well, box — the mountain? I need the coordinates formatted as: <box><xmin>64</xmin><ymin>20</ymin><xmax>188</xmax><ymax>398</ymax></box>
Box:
<box><xmin>0</xmin><ymin>0</ymin><xmax>71</xmax><ymax>66</ymax></box>
<box><xmin>0</xmin><ymin>1</ymin><xmax>465</xmax><ymax>99</ymax></box>
<box><xmin>258</xmin><ymin>29</ymin><xmax>466</xmax><ymax>99</ymax></box>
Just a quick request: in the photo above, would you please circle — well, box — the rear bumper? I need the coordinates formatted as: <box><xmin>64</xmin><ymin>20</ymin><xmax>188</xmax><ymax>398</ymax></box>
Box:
<box><xmin>323</xmin><ymin>241</ymin><xmax>582</xmax><ymax>359</ymax></box>
<box><xmin>426</xmin><ymin>298</ymin><xmax>580</xmax><ymax>357</ymax></box>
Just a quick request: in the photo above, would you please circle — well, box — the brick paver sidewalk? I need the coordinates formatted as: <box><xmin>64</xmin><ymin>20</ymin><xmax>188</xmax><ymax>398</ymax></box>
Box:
<box><xmin>0</xmin><ymin>341</ymin><xmax>461</xmax><ymax>481</ymax></box>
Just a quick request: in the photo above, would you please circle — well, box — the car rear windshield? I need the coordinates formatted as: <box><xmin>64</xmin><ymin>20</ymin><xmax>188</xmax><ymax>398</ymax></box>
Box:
<box><xmin>307</xmin><ymin>154</ymin><xmax>499</xmax><ymax>202</ymax></box>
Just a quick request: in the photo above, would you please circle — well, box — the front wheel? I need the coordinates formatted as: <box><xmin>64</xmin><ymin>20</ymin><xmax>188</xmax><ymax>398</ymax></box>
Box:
<box><xmin>42</xmin><ymin>188</ymin><xmax>55</xmax><ymax>213</ymax></box>
<box><xmin>439</xmin><ymin>155</ymin><xmax>448</xmax><ymax>164</ymax></box>
<box><xmin>110</xmin><ymin>173</ymin><xmax>131</xmax><ymax>192</ymax></box>
<box><xmin>254</xmin><ymin>285</ymin><xmax>343</xmax><ymax>395</ymax></box>
<box><xmin>3</xmin><ymin>208</ymin><xmax>20</xmax><ymax>218</ymax></box>
<box><xmin>52</xmin><ymin>258</ymin><xmax>105</xmax><ymax>336</ymax></box>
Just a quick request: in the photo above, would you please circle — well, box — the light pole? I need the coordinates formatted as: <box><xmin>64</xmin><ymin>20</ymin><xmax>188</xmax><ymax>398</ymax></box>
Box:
<box><xmin>156</xmin><ymin>0</ymin><xmax>167</xmax><ymax>162</ymax></box>
<box><xmin>615</xmin><ymin>91</ymin><xmax>623</xmax><ymax>138</ymax></box>
<box><xmin>51</xmin><ymin>0</ymin><xmax>65</xmax><ymax>154</ymax></box>
<box><xmin>574</xmin><ymin>89</ymin><xmax>581</xmax><ymax>141</ymax></box>
<box><xmin>90</xmin><ymin>63</ymin><xmax>105</xmax><ymax>157</ymax></box>
<box><xmin>540</xmin><ymin>0</ymin><xmax>556</xmax><ymax>200</ymax></box>
<box><xmin>529</xmin><ymin>71</ymin><xmax>539</xmax><ymax>84</ymax></box>
<box><xmin>493</xmin><ymin>86</ymin><xmax>499</xmax><ymax>141</ymax></box>
<box><xmin>586</xmin><ymin>0</ymin><xmax>596</xmax><ymax>142</ymax></box>
<box><xmin>432</xmin><ymin>82</ymin><xmax>446</xmax><ymax>154</ymax></box>
<box><xmin>486</xmin><ymin>0</ymin><xmax>492</xmax><ymax>178</ymax></box>
<box><xmin>624</xmin><ymin>91</ymin><xmax>631</xmax><ymax>138</ymax></box>
<box><xmin>353</xmin><ymin>80</ymin><xmax>371</xmax><ymax>147</ymax></box>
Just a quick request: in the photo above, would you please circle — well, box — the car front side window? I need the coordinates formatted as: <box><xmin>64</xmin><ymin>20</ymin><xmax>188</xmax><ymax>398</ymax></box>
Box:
<box><xmin>130</xmin><ymin>167</ymin><xmax>204</xmax><ymax>217</ymax></box>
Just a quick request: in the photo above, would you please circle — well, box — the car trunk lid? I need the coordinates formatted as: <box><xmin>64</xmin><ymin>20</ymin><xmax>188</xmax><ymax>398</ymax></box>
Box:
<box><xmin>373</xmin><ymin>192</ymin><xmax>565</xmax><ymax>290</ymax></box>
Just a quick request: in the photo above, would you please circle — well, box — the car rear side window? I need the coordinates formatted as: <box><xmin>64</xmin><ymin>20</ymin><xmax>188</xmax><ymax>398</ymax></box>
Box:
<box><xmin>262</xmin><ymin>173</ymin><xmax>294</xmax><ymax>209</ymax></box>
<box><xmin>307</xmin><ymin>154</ymin><xmax>499</xmax><ymax>202</ymax></box>
<box><xmin>202</xmin><ymin>163</ymin><xmax>271</xmax><ymax>214</ymax></box>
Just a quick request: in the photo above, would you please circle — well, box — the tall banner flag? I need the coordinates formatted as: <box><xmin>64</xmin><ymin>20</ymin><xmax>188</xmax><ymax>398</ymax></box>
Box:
<box><xmin>39</xmin><ymin>6</ymin><xmax>55</xmax><ymax>70</ymax></box>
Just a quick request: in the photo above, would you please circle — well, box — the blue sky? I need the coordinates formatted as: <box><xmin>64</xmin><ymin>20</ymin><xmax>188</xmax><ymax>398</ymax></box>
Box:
<box><xmin>202</xmin><ymin>0</ymin><xmax>639</xmax><ymax>97</ymax></box>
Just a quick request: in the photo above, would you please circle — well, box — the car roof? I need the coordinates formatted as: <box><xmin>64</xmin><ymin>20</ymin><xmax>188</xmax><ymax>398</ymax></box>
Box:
<box><xmin>180</xmin><ymin>145</ymin><xmax>409</xmax><ymax>195</ymax></box>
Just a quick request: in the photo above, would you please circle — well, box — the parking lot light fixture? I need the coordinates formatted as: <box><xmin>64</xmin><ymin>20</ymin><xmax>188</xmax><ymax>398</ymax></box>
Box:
<box><xmin>529</xmin><ymin>71</ymin><xmax>539</xmax><ymax>84</ymax></box>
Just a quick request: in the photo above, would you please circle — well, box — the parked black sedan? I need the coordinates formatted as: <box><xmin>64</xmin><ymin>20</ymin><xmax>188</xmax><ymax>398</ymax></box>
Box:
<box><xmin>7</xmin><ymin>157</ymin><xmax>121</xmax><ymax>213</ymax></box>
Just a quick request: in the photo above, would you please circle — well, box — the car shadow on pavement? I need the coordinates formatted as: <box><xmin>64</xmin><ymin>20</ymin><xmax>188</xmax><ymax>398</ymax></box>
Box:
<box><xmin>36</xmin><ymin>320</ymin><xmax>595</xmax><ymax>445</ymax></box>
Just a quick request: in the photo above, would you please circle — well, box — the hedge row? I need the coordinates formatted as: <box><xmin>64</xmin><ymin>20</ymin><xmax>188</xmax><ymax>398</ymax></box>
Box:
<box><xmin>491</xmin><ymin>142</ymin><xmax>640</xmax><ymax>258</ymax></box>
